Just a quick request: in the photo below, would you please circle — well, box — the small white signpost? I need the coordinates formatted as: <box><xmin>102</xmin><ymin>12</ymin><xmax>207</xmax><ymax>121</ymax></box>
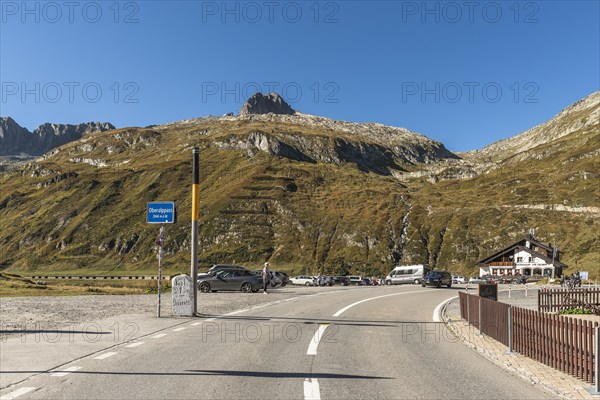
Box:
<box><xmin>172</xmin><ymin>275</ymin><xmax>194</xmax><ymax>316</ymax></box>
<box><xmin>147</xmin><ymin>201</ymin><xmax>176</xmax><ymax>318</ymax></box>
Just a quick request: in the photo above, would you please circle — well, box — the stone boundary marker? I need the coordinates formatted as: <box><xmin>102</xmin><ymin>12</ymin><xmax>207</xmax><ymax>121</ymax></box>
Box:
<box><xmin>25</xmin><ymin>275</ymin><xmax>171</xmax><ymax>281</ymax></box>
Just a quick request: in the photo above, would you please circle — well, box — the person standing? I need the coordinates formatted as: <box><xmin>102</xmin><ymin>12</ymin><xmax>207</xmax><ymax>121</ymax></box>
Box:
<box><xmin>262</xmin><ymin>262</ymin><xmax>271</xmax><ymax>294</ymax></box>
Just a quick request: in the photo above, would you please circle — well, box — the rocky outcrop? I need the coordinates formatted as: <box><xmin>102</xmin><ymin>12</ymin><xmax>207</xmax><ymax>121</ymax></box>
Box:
<box><xmin>239</xmin><ymin>93</ymin><xmax>295</xmax><ymax>115</ymax></box>
<box><xmin>470</xmin><ymin>90</ymin><xmax>600</xmax><ymax>161</ymax></box>
<box><xmin>0</xmin><ymin>117</ymin><xmax>31</xmax><ymax>156</ymax></box>
<box><xmin>0</xmin><ymin>117</ymin><xmax>114</xmax><ymax>156</ymax></box>
<box><xmin>213</xmin><ymin>130</ymin><xmax>459</xmax><ymax>175</ymax></box>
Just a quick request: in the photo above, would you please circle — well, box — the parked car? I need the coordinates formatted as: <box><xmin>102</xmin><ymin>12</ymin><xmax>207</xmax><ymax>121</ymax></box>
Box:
<box><xmin>468</xmin><ymin>276</ymin><xmax>486</xmax><ymax>284</ymax></box>
<box><xmin>362</xmin><ymin>278</ymin><xmax>372</xmax><ymax>286</ymax></box>
<box><xmin>347</xmin><ymin>275</ymin><xmax>363</xmax><ymax>286</ymax></box>
<box><xmin>452</xmin><ymin>275</ymin><xmax>467</xmax><ymax>284</ymax></box>
<box><xmin>253</xmin><ymin>270</ymin><xmax>289</xmax><ymax>287</ymax></box>
<box><xmin>422</xmin><ymin>271</ymin><xmax>452</xmax><ymax>288</ymax></box>
<box><xmin>273</xmin><ymin>271</ymin><xmax>289</xmax><ymax>287</ymax></box>
<box><xmin>198</xmin><ymin>268</ymin><xmax>262</xmax><ymax>293</ymax></box>
<box><xmin>333</xmin><ymin>276</ymin><xmax>350</xmax><ymax>286</ymax></box>
<box><xmin>385</xmin><ymin>265</ymin><xmax>430</xmax><ymax>285</ymax></box>
<box><xmin>290</xmin><ymin>275</ymin><xmax>315</xmax><ymax>286</ymax></box>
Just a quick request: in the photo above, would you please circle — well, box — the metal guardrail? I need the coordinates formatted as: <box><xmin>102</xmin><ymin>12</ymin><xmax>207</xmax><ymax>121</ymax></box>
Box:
<box><xmin>25</xmin><ymin>275</ymin><xmax>171</xmax><ymax>281</ymax></box>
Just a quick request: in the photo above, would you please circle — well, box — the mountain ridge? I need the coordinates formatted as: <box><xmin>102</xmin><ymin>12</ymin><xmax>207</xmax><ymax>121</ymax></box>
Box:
<box><xmin>0</xmin><ymin>91</ymin><xmax>597</xmax><ymax>277</ymax></box>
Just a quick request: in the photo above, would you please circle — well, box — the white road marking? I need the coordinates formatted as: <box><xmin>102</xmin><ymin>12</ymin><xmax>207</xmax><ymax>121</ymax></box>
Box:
<box><xmin>306</xmin><ymin>325</ymin><xmax>329</xmax><ymax>355</ymax></box>
<box><xmin>432</xmin><ymin>296</ymin><xmax>458</xmax><ymax>322</ymax></box>
<box><xmin>51</xmin><ymin>366</ymin><xmax>81</xmax><ymax>377</ymax></box>
<box><xmin>93</xmin><ymin>352</ymin><xmax>117</xmax><ymax>360</ymax></box>
<box><xmin>125</xmin><ymin>341</ymin><xmax>144</xmax><ymax>348</ymax></box>
<box><xmin>151</xmin><ymin>333</ymin><xmax>167</xmax><ymax>338</ymax></box>
<box><xmin>172</xmin><ymin>327</ymin><xmax>186</xmax><ymax>332</ymax></box>
<box><xmin>303</xmin><ymin>378</ymin><xmax>321</xmax><ymax>400</ymax></box>
<box><xmin>332</xmin><ymin>290</ymin><xmax>430</xmax><ymax>317</ymax></box>
<box><xmin>0</xmin><ymin>387</ymin><xmax>36</xmax><ymax>400</ymax></box>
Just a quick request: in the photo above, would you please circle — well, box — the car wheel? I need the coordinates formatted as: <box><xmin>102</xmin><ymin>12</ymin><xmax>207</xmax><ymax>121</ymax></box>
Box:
<box><xmin>421</xmin><ymin>283</ymin><xmax>426</xmax><ymax>287</ymax></box>
<box><xmin>414</xmin><ymin>279</ymin><xmax>421</xmax><ymax>285</ymax></box>
<box><xmin>281</xmin><ymin>283</ymin><xmax>287</xmax><ymax>287</ymax></box>
<box><xmin>305</xmin><ymin>282</ymin><xmax>310</xmax><ymax>286</ymax></box>
<box><xmin>199</xmin><ymin>282</ymin><xmax>210</xmax><ymax>293</ymax></box>
<box><xmin>447</xmin><ymin>282</ymin><xmax>452</xmax><ymax>288</ymax></box>
<box><xmin>241</xmin><ymin>283</ymin><xmax>252</xmax><ymax>293</ymax></box>
<box><xmin>436</xmin><ymin>281</ymin><xmax>442</xmax><ymax>288</ymax></box>
<box><xmin>386</xmin><ymin>280</ymin><xmax>392</xmax><ymax>285</ymax></box>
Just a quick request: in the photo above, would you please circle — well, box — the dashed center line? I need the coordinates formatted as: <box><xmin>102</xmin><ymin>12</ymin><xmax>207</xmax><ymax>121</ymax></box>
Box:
<box><xmin>0</xmin><ymin>387</ymin><xmax>36</xmax><ymax>400</ymax></box>
<box><xmin>151</xmin><ymin>333</ymin><xmax>167</xmax><ymax>339</ymax></box>
<box><xmin>93</xmin><ymin>352</ymin><xmax>117</xmax><ymax>360</ymax></box>
<box><xmin>51</xmin><ymin>366</ymin><xmax>81</xmax><ymax>377</ymax></box>
<box><xmin>125</xmin><ymin>342</ymin><xmax>145</xmax><ymax>348</ymax></box>
<box><xmin>172</xmin><ymin>327</ymin><xmax>186</xmax><ymax>332</ymax></box>
<box><xmin>306</xmin><ymin>324</ymin><xmax>329</xmax><ymax>355</ymax></box>
<box><xmin>303</xmin><ymin>378</ymin><xmax>321</xmax><ymax>400</ymax></box>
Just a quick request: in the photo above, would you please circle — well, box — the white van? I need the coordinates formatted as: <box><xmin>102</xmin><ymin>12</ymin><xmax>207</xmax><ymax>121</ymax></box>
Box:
<box><xmin>385</xmin><ymin>265</ymin><xmax>430</xmax><ymax>285</ymax></box>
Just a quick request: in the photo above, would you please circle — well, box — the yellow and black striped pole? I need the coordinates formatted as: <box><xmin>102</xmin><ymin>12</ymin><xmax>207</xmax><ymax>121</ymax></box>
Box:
<box><xmin>191</xmin><ymin>147</ymin><xmax>200</xmax><ymax>315</ymax></box>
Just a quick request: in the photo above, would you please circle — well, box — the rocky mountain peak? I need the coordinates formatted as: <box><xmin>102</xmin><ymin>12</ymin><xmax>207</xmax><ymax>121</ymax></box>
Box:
<box><xmin>0</xmin><ymin>118</ymin><xmax>115</xmax><ymax>156</ymax></box>
<box><xmin>239</xmin><ymin>92</ymin><xmax>295</xmax><ymax>115</ymax></box>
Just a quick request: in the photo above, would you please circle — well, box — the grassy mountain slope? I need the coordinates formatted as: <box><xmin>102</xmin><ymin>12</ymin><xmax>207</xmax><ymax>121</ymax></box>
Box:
<box><xmin>0</xmin><ymin>94</ymin><xmax>598</xmax><ymax>279</ymax></box>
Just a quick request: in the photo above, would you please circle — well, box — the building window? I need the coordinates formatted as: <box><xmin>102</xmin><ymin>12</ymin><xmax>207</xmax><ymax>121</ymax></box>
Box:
<box><xmin>528</xmin><ymin>257</ymin><xmax>533</xmax><ymax>262</ymax></box>
<box><xmin>516</xmin><ymin>257</ymin><xmax>523</xmax><ymax>262</ymax></box>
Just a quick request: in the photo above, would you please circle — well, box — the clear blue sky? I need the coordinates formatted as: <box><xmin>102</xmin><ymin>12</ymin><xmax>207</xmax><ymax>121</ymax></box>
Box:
<box><xmin>1</xmin><ymin>0</ymin><xmax>598</xmax><ymax>151</ymax></box>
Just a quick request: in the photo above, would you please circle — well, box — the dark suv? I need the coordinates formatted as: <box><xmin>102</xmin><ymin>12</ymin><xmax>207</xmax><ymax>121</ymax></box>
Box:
<box><xmin>422</xmin><ymin>271</ymin><xmax>452</xmax><ymax>288</ymax></box>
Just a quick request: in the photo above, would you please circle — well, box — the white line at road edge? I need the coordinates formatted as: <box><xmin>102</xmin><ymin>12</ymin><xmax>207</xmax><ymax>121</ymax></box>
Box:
<box><xmin>93</xmin><ymin>352</ymin><xmax>117</xmax><ymax>360</ymax></box>
<box><xmin>51</xmin><ymin>366</ymin><xmax>81</xmax><ymax>377</ymax></box>
<box><xmin>332</xmin><ymin>290</ymin><xmax>430</xmax><ymax>317</ymax></box>
<box><xmin>172</xmin><ymin>327</ymin><xmax>186</xmax><ymax>332</ymax></box>
<box><xmin>306</xmin><ymin>325</ymin><xmax>329</xmax><ymax>355</ymax></box>
<box><xmin>125</xmin><ymin>342</ymin><xmax>145</xmax><ymax>348</ymax></box>
<box><xmin>0</xmin><ymin>387</ymin><xmax>36</xmax><ymax>400</ymax></box>
<box><xmin>432</xmin><ymin>296</ymin><xmax>458</xmax><ymax>322</ymax></box>
<box><xmin>303</xmin><ymin>378</ymin><xmax>321</xmax><ymax>400</ymax></box>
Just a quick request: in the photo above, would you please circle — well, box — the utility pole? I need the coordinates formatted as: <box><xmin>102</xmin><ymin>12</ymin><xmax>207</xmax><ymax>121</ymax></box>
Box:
<box><xmin>191</xmin><ymin>147</ymin><xmax>200</xmax><ymax>316</ymax></box>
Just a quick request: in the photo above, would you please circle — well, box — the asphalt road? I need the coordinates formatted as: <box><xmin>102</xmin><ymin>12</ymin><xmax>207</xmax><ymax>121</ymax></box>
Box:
<box><xmin>1</xmin><ymin>285</ymin><xmax>552</xmax><ymax>400</ymax></box>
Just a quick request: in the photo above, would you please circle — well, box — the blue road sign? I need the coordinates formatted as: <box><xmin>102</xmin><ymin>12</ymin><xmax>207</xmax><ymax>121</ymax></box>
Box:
<box><xmin>147</xmin><ymin>202</ymin><xmax>176</xmax><ymax>224</ymax></box>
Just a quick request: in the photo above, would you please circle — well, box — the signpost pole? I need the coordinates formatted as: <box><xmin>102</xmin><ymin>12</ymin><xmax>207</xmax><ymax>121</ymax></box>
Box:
<box><xmin>191</xmin><ymin>147</ymin><xmax>200</xmax><ymax>316</ymax></box>
<box><xmin>157</xmin><ymin>225</ymin><xmax>164</xmax><ymax>318</ymax></box>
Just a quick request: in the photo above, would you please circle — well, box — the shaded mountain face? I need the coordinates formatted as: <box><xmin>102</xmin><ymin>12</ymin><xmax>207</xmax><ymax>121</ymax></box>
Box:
<box><xmin>0</xmin><ymin>92</ymin><xmax>597</xmax><ymax>277</ymax></box>
<box><xmin>0</xmin><ymin>117</ymin><xmax>114</xmax><ymax>156</ymax></box>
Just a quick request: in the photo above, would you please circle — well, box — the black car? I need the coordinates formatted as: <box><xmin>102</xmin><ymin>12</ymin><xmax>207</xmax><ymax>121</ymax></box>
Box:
<box><xmin>198</xmin><ymin>268</ymin><xmax>263</xmax><ymax>293</ymax></box>
<box><xmin>422</xmin><ymin>271</ymin><xmax>452</xmax><ymax>288</ymax></box>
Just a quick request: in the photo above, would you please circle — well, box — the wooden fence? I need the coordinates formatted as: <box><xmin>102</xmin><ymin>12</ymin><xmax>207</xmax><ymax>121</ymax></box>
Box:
<box><xmin>538</xmin><ymin>287</ymin><xmax>600</xmax><ymax>313</ymax></box>
<box><xmin>514</xmin><ymin>308</ymin><xmax>597</xmax><ymax>383</ymax></box>
<box><xmin>459</xmin><ymin>291</ymin><xmax>598</xmax><ymax>383</ymax></box>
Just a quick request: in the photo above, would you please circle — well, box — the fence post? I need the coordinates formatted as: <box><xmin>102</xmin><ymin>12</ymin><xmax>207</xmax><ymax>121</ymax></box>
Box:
<box><xmin>587</xmin><ymin>325</ymin><xmax>599</xmax><ymax>395</ymax></box>
<box><xmin>478</xmin><ymin>297</ymin><xmax>483</xmax><ymax>336</ymax></box>
<box><xmin>466</xmin><ymin>294</ymin><xmax>471</xmax><ymax>326</ymax></box>
<box><xmin>506</xmin><ymin>306</ymin><xmax>515</xmax><ymax>355</ymax></box>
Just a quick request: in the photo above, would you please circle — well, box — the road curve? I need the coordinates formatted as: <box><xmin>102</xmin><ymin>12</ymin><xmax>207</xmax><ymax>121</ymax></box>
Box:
<box><xmin>1</xmin><ymin>286</ymin><xmax>552</xmax><ymax>400</ymax></box>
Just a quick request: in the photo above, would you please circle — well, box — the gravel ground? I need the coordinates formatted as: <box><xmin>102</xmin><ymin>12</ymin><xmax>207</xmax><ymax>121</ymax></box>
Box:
<box><xmin>0</xmin><ymin>285</ymin><xmax>352</xmax><ymax>336</ymax></box>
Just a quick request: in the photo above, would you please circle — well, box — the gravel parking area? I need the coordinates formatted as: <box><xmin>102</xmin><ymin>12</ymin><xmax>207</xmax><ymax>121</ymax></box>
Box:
<box><xmin>0</xmin><ymin>285</ymin><xmax>351</xmax><ymax>337</ymax></box>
